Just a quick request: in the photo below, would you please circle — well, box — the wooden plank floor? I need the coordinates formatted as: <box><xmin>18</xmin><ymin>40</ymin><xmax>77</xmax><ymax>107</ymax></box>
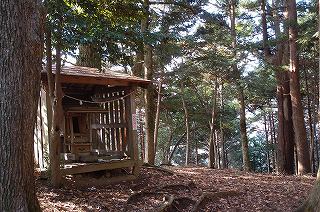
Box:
<box><xmin>61</xmin><ymin>159</ymin><xmax>136</xmax><ymax>175</ymax></box>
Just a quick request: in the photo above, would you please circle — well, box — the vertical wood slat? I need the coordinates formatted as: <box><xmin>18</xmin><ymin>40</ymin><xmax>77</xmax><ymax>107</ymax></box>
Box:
<box><xmin>114</xmin><ymin>92</ymin><xmax>120</xmax><ymax>151</ymax></box>
<box><xmin>119</xmin><ymin>93</ymin><xmax>125</xmax><ymax>151</ymax></box>
<box><xmin>105</xmin><ymin>100</ymin><xmax>110</xmax><ymax>150</ymax></box>
<box><xmin>101</xmin><ymin>112</ymin><xmax>106</xmax><ymax>150</ymax></box>
<box><xmin>109</xmin><ymin>93</ymin><xmax>116</xmax><ymax>150</ymax></box>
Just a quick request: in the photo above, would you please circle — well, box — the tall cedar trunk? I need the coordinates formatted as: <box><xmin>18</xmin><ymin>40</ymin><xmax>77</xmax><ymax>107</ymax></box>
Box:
<box><xmin>269</xmin><ymin>112</ymin><xmax>277</xmax><ymax>172</ymax></box>
<box><xmin>297</xmin><ymin>1</ymin><xmax>320</xmax><ymax>208</ymax></box>
<box><xmin>304</xmin><ymin>68</ymin><xmax>315</xmax><ymax>173</ymax></box>
<box><xmin>229</xmin><ymin>0</ymin><xmax>251</xmax><ymax>171</ymax></box>
<box><xmin>153</xmin><ymin>80</ymin><xmax>162</xmax><ymax>157</ymax></box>
<box><xmin>220</xmin><ymin>83</ymin><xmax>226</xmax><ymax>168</ymax></box>
<box><xmin>163</xmin><ymin>128</ymin><xmax>174</xmax><ymax>164</ymax></box>
<box><xmin>49</xmin><ymin>16</ymin><xmax>64</xmax><ymax>186</ymax></box>
<box><xmin>77</xmin><ymin>44</ymin><xmax>102</xmax><ymax>69</ymax></box>
<box><xmin>142</xmin><ymin>0</ymin><xmax>156</xmax><ymax>165</ymax></box>
<box><xmin>181</xmin><ymin>83</ymin><xmax>191</xmax><ymax>166</ymax></box>
<box><xmin>132</xmin><ymin>51</ymin><xmax>144</xmax><ymax>77</ymax></box>
<box><xmin>264</xmin><ymin>114</ymin><xmax>271</xmax><ymax>173</ymax></box>
<box><xmin>0</xmin><ymin>0</ymin><xmax>43</xmax><ymax>210</ymax></box>
<box><xmin>287</xmin><ymin>0</ymin><xmax>311</xmax><ymax>174</ymax></box>
<box><xmin>208</xmin><ymin>80</ymin><xmax>218</xmax><ymax>168</ymax></box>
<box><xmin>298</xmin><ymin>2</ymin><xmax>320</xmax><ymax>209</ymax></box>
<box><xmin>276</xmin><ymin>70</ymin><xmax>295</xmax><ymax>174</ymax></box>
<box><xmin>263</xmin><ymin>0</ymin><xmax>295</xmax><ymax>174</ymax></box>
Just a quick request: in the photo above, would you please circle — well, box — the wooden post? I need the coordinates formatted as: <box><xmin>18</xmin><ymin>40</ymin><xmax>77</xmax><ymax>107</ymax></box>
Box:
<box><xmin>125</xmin><ymin>88</ymin><xmax>140</xmax><ymax>176</ymax></box>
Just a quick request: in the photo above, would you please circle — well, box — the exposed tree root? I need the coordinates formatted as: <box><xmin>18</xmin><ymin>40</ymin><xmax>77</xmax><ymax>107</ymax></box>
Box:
<box><xmin>191</xmin><ymin>190</ymin><xmax>242</xmax><ymax>211</ymax></box>
<box><xmin>126</xmin><ymin>181</ymin><xmax>197</xmax><ymax>210</ymax></box>
<box><xmin>143</xmin><ymin>163</ymin><xmax>176</xmax><ymax>176</ymax></box>
<box><xmin>127</xmin><ymin>180</ymin><xmax>241</xmax><ymax>211</ymax></box>
<box><xmin>155</xmin><ymin>195</ymin><xmax>175</xmax><ymax>212</ymax></box>
<box><xmin>156</xmin><ymin>195</ymin><xmax>196</xmax><ymax>212</ymax></box>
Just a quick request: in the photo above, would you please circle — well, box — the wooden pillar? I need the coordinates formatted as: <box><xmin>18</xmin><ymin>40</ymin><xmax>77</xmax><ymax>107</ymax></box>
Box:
<box><xmin>125</xmin><ymin>88</ymin><xmax>140</xmax><ymax>176</ymax></box>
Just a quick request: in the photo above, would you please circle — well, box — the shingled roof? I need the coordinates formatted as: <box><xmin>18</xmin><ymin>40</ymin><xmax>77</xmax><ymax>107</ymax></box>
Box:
<box><xmin>41</xmin><ymin>65</ymin><xmax>150</xmax><ymax>87</ymax></box>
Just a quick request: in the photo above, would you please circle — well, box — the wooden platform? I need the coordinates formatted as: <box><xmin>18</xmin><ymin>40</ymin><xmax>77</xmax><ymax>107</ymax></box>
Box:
<box><xmin>61</xmin><ymin>159</ymin><xmax>138</xmax><ymax>176</ymax></box>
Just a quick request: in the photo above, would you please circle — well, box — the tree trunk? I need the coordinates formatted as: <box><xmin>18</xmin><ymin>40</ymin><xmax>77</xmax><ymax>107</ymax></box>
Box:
<box><xmin>269</xmin><ymin>111</ymin><xmax>277</xmax><ymax>172</ymax></box>
<box><xmin>303</xmin><ymin>67</ymin><xmax>315</xmax><ymax>173</ymax></box>
<box><xmin>208</xmin><ymin>80</ymin><xmax>218</xmax><ymax>168</ymax></box>
<box><xmin>163</xmin><ymin>128</ymin><xmax>174</xmax><ymax>164</ymax></box>
<box><xmin>276</xmin><ymin>70</ymin><xmax>295</xmax><ymax>174</ymax></box>
<box><xmin>154</xmin><ymin>80</ymin><xmax>163</xmax><ymax>158</ymax></box>
<box><xmin>287</xmin><ymin>0</ymin><xmax>311</xmax><ymax>174</ymax></box>
<box><xmin>181</xmin><ymin>83</ymin><xmax>191</xmax><ymax>166</ymax></box>
<box><xmin>220</xmin><ymin>83</ymin><xmax>226</xmax><ymax>169</ymax></box>
<box><xmin>229</xmin><ymin>0</ymin><xmax>251</xmax><ymax>171</ymax></box>
<box><xmin>142</xmin><ymin>0</ymin><xmax>156</xmax><ymax>165</ymax></box>
<box><xmin>239</xmin><ymin>87</ymin><xmax>251</xmax><ymax>171</ymax></box>
<box><xmin>0</xmin><ymin>0</ymin><xmax>43</xmax><ymax>210</ymax></box>
<box><xmin>77</xmin><ymin>43</ymin><xmax>102</xmax><ymax>69</ymax></box>
<box><xmin>266</xmin><ymin>0</ymin><xmax>295</xmax><ymax>174</ymax></box>
<box><xmin>264</xmin><ymin>113</ymin><xmax>271</xmax><ymax>173</ymax></box>
<box><xmin>49</xmin><ymin>17</ymin><xmax>64</xmax><ymax>187</ymax></box>
<box><xmin>296</xmin><ymin>2</ymin><xmax>320</xmax><ymax>208</ymax></box>
<box><xmin>132</xmin><ymin>51</ymin><xmax>144</xmax><ymax>77</ymax></box>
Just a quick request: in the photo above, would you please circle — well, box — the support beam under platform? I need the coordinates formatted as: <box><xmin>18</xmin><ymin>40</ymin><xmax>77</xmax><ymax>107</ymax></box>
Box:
<box><xmin>61</xmin><ymin>159</ymin><xmax>140</xmax><ymax>176</ymax></box>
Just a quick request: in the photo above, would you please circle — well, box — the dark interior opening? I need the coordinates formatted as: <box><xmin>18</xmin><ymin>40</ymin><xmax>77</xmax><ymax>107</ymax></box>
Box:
<box><xmin>72</xmin><ymin>117</ymin><xmax>80</xmax><ymax>133</ymax></box>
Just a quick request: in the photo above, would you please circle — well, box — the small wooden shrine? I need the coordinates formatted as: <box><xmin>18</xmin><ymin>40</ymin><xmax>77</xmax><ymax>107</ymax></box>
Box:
<box><xmin>34</xmin><ymin>66</ymin><xmax>150</xmax><ymax>181</ymax></box>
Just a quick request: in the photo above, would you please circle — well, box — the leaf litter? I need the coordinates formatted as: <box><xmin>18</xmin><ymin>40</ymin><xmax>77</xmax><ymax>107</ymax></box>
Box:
<box><xmin>37</xmin><ymin>166</ymin><xmax>315</xmax><ymax>211</ymax></box>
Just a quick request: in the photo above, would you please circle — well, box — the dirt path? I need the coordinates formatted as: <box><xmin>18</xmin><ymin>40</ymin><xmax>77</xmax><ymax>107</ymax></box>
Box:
<box><xmin>37</xmin><ymin>167</ymin><xmax>315</xmax><ymax>211</ymax></box>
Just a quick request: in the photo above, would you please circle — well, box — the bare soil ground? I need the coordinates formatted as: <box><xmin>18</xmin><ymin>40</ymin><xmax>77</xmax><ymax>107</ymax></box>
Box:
<box><xmin>37</xmin><ymin>166</ymin><xmax>315</xmax><ymax>211</ymax></box>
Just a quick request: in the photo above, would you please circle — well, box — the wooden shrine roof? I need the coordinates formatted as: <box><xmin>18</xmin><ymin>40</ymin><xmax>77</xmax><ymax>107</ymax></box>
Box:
<box><xmin>41</xmin><ymin>65</ymin><xmax>150</xmax><ymax>87</ymax></box>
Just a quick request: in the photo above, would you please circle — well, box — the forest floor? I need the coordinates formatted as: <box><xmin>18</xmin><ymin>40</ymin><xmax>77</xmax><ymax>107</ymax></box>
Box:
<box><xmin>37</xmin><ymin>166</ymin><xmax>315</xmax><ymax>211</ymax></box>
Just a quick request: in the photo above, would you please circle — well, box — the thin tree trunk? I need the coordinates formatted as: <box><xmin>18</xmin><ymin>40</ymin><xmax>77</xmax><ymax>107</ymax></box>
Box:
<box><xmin>269</xmin><ymin>111</ymin><xmax>277</xmax><ymax>172</ymax></box>
<box><xmin>49</xmin><ymin>17</ymin><xmax>63</xmax><ymax>186</ymax></box>
<box><xmin>303</xmin><ymin>67</ymin><xmax>315</xmax><ymax>173</ymax></box>
<box><xmin>168</xmin><ymin>131</ymin><xmax>187</xmax><ymax>163</ymax></box>
<box><xmin>0</xmin><ymin>0</ymin><xmax>43</xmax><ymax>210</ymax></box>
<box><xmin>208</xmin><ymin>79</ymin><xmax>218</xmax><ymax>168</ymax></box>
<box><xmin>229</xmin><ymin>0</ymin><xmax>251</xmax><ymax>171</ymax></box>
<box><xmin>142</xmin><ymin>0</ymin><xmax>156</xmax><ymax>165</ymax></box>
<box><xmin>181</xmin><ymin>83</ymin><xmax>191</xmax><ymax>166</ymax></box>
<box><xmin>163</xmin><ymin>128</ymin><xmax>174</xmax><ymax>164</ymax></box>
<box><xmin>287</xmin><ymin>0</ymin><xmax>311</xmax><ymax>174</ymax></box>
<box><xmin>154</xmin><ymin>80</ymin><xmax>162</xmax><ymax>157</ymax></box>
<box><xmin>220</xmin><ymin>83</ymin><xmax>226</xmax><ymax>169</ymax></box>
<box><xmin>264</xmin><ymin>113</ymin><xmax>271</xmax><ymax>173</ymax></box>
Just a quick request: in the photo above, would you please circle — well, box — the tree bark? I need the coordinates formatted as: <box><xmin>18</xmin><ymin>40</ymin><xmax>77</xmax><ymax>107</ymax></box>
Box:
<box><xmin>0</xmin><ymin>0</ymin><xmax>43</xmax><ymax>210</ymax></box>
<box><xmin>208</xmin><ymin>79</ymin><xmax>218</xmax><ymax>168</ymax></box>
<box><xmin>181</xmin><ymin>82</ymin><xmax>191</xmax><ymax>166</ymax></box>
<box><xmin>276</xmin><ymin>70</ymin><xmax>295</xmax><ymax>174</ymax></box>
<box><xmin>142</xmin><ymin>0</ymin><xmax>156</xmax><ymax>165</ymax></box>
<box><xmin>49</xmin><ymin>16</ymin><xmax>64</xmax><ymax>187</ymax></box>
<box><xmin>295</xmin><ymin>1</ymin><xmax>320</xmax><ymax>209</ymax></box>
<box><xmin>287</xmin><ymin>0</ymin><xmax>311</xmax><ymax>174</ymax></box>
<box><xmin>229</xmin><ymin>0</ymin><xmax>251</xmax><ymax>171</ymax></box>
<box><xmin>77</xmin><ymin>43</ymin><xmax>102</xmax><ymax>70</ymax></box>
<box><xmin>154</xmin><ymin>80</ymin><xmax>163</xmax><ymax>158</ymax></box>
<box><xmin>220</xmin><ymin>83</ymin><xmax>226</xmax><ymax>169</ymax></box>
<box><xmin>262</xmin><ymin>0</ymin><xmax>295</xmax><ymax>174</ymax></box>
<box><xmin>303</xmin><ymin>67</ymin><xmax>315</xmax><ymax>173</ymax></box>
